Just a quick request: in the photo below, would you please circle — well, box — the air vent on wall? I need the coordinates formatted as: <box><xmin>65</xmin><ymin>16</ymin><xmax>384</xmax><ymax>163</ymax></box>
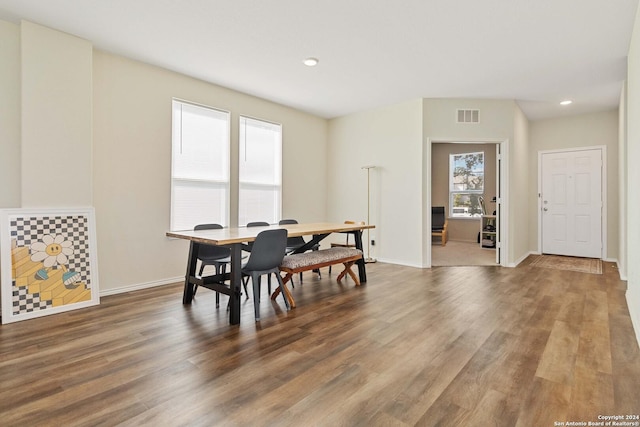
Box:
<box><xmin>456</xmin><ymin>109</ymin><xmax>480</xmax><ymax>123</ymax></box>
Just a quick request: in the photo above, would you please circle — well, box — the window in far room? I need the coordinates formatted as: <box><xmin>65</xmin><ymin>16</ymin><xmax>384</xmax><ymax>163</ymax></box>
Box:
<box><xmin>238</xmin><ymin>116</ymin><xmax>282</xmax><ymax>226</ymax></box>
<box><xmin>449</xmin><ymin>151</ymin><xmax>484</xmax><ymax>218</ymax></box>
<box><xmin>170</xmin><ymin>100</ymin><xmax>230</xmax><ymax>231</ymax></box>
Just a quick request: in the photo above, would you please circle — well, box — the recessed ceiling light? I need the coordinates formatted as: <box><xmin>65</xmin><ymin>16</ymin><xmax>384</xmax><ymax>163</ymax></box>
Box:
<box><xmin>560</xmin><ymin>100</ymin><xmax>573</xmax><ymax>105</ymax></box>
<box><xmin>303</xmin><ymin>57</ymin><xmax>319</xmax><ymax>67</ymax></box>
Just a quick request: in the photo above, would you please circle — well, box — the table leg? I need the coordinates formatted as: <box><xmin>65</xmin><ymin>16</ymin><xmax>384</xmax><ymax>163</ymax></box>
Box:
<box><xmin>182</xmin><ymin>241</ymin><xmax>198</xmax><ymax>304</ymax></box>
<box><xmin>228</xmin><ymin>243</ymin><xmax>242</xmax><ymax>325</ymax></box>
<box><xmin>353</xmin><ymin>230</ymin><xmax>367</xmax><ymax>283</ymax></box>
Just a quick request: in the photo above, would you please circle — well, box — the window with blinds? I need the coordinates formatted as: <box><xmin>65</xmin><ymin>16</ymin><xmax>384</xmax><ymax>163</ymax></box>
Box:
<box><xmin>170</xmin><ymin>100</ymin><xmax>230</xmax><ymax>231</ymax></box>
<box><xmin>238</xmin><ymin>116</ymin><xmax>282</xmax><ymax>226</ymax></box>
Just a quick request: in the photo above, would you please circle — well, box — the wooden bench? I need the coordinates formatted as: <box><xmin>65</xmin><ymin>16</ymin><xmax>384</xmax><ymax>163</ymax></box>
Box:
<box><xmin>271</xmin><ymin>247</ymin><xmax>364</xmax><ymax>308</ymax></box>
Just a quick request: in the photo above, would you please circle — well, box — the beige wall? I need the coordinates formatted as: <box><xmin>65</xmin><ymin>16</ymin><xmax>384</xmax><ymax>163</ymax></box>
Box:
<box><xmin>528</xmin><ymin>110</ymin><xmax>619</xmax><ymax>260</ymax></box>
<box><xmin>2</xmin><ymin>20</ymin><xmax>328</xmax><ymax>293</ymax></box>
<box><xmin>21</xmin><ymin>21</ymin><xmax>93</xmax><ymax>207</ymax></box>
<box><xmin>431</xmin><ymin>143</ymin><xmax>497</xmax><ymax>242</ymax></box>
<box><xmin>92</xmin><ymin>51</ymin><xmax>328</xmax><ymax>291</ymax></box>
<box><xmin>327</xmin><ymin>99</ymin><xmax>424</xmax><ymax>267</ymax></box>
<box><xmin>0</xmin><ymin>20</ymin><xmax>21</xmax><ymax>208</ymax></box>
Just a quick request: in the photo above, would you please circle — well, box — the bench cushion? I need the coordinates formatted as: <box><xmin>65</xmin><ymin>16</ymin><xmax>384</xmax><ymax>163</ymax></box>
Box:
<box><xmin>280</xmin><ymin>247</ymin><xmax>363</xmax><ymax>270</ymax></box>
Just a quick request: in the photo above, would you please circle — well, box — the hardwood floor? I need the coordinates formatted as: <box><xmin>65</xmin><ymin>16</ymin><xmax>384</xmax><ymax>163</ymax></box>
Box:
<box><xmin>1</xmin><ymin>258</ymin><xmax>639</xmax><ymax>426</ymax></box>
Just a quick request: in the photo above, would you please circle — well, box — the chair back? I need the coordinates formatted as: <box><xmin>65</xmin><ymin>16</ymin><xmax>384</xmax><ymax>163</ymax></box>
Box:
<box><xmin>194</xmin><ymin>224</ymin><xmax>230</xmax><ymax>259</ymax></box>
<box><xmin>432</xmin><ymin>207</ymin><xmax>446</xmax><ymax>230</ymax></box>
<box><xmin>195</xmin><ymin>223</ymin><xmax>223</xmax><ymax>231</ymax></box>
<box><xmin>243</xmin><ymin>229</ymin><xmax>288</xmax><ymax>271</ymax></box>
<box><xmin>247</xmin><ymin>221</ymin><xmax>269</xmax><ymax>227</ymax></box>
<box><xmin>279</xmin><ymin>219</ymin><xmax>306</xmax><ymax>247</ymax></box>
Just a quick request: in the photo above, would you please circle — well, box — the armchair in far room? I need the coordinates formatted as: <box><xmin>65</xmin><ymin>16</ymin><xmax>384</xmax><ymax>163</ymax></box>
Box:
<box><xmin>431</xmin><ymin>206</ymin><xmax>448</xmax><ymax>246</ymax></box>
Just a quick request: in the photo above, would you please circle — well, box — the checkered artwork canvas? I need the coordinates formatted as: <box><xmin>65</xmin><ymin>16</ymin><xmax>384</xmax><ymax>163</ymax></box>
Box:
<box><xmin>10</xmin><ymin>215</ymin><xmax>92</xmax><ymax>287</ymax></box>
<box><xmin>1</xmin><ymin>208</ymin><xmax>100</xmax><ymax>324</ymax></box>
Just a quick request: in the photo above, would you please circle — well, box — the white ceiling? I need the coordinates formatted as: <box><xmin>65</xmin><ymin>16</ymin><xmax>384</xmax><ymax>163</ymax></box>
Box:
<box><xmin>0</xmin><ymin>0</ymin><xmax>638</xmax><ymax>120</ymax></box>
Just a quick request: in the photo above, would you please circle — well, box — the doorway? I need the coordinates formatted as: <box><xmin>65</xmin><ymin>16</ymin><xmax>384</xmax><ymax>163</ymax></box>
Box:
<box><xmin>427</xmin><ymin>139</ymin><xmax>507</xmax><ymax>267</ymax></box>
<box><xmin>538</xmin><ymin>147</ymin><xmax>604</xmax><ymax>259</ymax></box>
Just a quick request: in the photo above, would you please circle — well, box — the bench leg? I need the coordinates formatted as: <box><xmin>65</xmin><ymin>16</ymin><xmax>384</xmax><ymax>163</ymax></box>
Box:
<box><xmin>337</xmin><ymin>261</ymin><xmax>360</xmax><ymax>286</ymax></box>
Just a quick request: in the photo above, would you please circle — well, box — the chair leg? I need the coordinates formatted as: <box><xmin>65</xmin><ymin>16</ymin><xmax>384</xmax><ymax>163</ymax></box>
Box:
<box><xmin>242</xmin><ymin>276</ymin><xmax>250</xmax><ymax>299</ymax></box>
<box><xmin>215</xmin><ymin>264</ymin><xmax>221</xmax><ymax>308</ymax></box>
<box><xmin>252</xmin><ymin>273</ymin><xmax>261</xmax><ymax>321</ymax></box>
<box><xmin>275</xmin><ymin>273</ymin><xmax>290</xmax><ymax>310</ymax></box>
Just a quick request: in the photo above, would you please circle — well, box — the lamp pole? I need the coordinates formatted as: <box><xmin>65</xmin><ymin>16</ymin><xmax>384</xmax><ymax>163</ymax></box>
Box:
<box><xmin>361</xmin><ymin>165</ymin><xmax>376</xmax><ymax>263</ymax></box>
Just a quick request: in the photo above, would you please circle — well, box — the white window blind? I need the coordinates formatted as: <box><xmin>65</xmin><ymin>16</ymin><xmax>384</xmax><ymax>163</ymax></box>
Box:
<box><xmin>171</xmin><ymin>100</ymin><xmax>230</xmax><ymax>231</ymax></box>
<box><xmin>449</xmin><ymin>151</ymin><xmax>484</xmax><ymax>217</ymax></box>
<box><xmin>238</xmin><ymin>116</ymin><xmax>282</xmax><ymax>226</ymax></box>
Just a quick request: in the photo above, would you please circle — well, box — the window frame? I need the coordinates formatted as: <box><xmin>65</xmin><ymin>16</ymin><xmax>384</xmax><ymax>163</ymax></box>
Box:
<box><xmin>449</xmin><ymin>151</ymin><xmax>485</xmax><ymax>218</ymax></box>
<box><xmin>170</xmin><ymin>99</ymin><xmax>231</xmax><ymax>231</ymax></box>
<box><xmin>237</xmin><ymin>115</ymin><xmax>282</xmax><ymax>226</ymax></box>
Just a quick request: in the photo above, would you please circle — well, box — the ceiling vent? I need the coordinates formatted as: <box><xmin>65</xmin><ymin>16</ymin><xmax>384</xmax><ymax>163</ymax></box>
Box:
<box><xmin>457</xmin><ymin>109</ymin><xmax>480</xmax><ymax>123</ymax></box>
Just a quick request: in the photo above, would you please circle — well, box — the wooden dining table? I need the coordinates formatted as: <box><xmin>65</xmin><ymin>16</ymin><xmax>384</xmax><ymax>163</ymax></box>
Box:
<box><xmin>166</xmin><ymin>222</ymin><xmax>375</xmax><ymax>325</ymax></box>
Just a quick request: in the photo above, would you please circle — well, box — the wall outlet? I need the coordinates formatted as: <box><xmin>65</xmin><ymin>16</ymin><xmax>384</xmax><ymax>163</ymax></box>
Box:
<box><xmin>371</xmin><ymin>239</ymin><xmax>375</xmax><ymax>246</ymax></box>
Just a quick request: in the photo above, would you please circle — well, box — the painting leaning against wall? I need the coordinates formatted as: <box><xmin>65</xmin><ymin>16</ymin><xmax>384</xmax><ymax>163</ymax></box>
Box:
<box><xmin>0</xmin><ymin>207</ymin><xmax>99</xmax><ymax>324</ymax></box>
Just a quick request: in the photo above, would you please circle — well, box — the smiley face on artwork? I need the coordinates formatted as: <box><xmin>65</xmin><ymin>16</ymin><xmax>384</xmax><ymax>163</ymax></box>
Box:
<box><xmin>29</xmin><ymin>234</ymin><xmax>80</xmax><ymax>287</ymax></box>
<box><xmin>31</xmin><ymin>234</ymin><xmax>74</xmax><ymax>267</ymax></box>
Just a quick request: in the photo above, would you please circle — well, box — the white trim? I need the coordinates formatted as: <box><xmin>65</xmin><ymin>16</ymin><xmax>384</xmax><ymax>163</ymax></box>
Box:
<box><xmin>100</xmin><ymin>276</ymin><xmax>183</xmax><ymax>297</ymax></box>
<box><xmin>375</xmin><ymin>257</ymin><xmax>423</xmax><ymax>269</ymax></box>
<box><xmin>510</xmin><ymin>250</ymin><xmax>537</xmax><ymax>268</ymax></box>
<box><xmin>499</xmin><ymin>140</ymin><xmax>509</xmax><ymax>267</ymax></box>
<box><xmin>537</xmin><ymin>146</ymin><xmax>607</xmax><ymax>259</ymax></box>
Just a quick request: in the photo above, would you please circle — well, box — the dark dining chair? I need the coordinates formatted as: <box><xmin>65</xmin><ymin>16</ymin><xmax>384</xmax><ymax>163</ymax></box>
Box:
<box><xmin>193</xmin><ymin>224</ymin><xmax>234</xmax><ymax>307</ymax></box>
<box><xmin>241</xmin><ymin>229</ymin><xmax>289</xmax><ymax>321</ymax></box>
<box><xmin>244</xmin><ymin>221</ymin><xmax>274</xmax><ymax>292</ymax></box>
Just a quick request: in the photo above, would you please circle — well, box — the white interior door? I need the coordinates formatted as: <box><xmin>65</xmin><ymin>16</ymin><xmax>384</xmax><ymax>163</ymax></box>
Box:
<box><xmin>541</xmin><ymin>149</ymin><xmax>602</xmax><ymax>258</ymax></box>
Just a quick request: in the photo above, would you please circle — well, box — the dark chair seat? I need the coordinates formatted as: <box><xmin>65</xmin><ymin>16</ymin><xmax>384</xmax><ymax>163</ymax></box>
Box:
<box><xmin>194</xmin><ymin>224</ymin><xmax>234</xmax><ymax>307</ymax></box>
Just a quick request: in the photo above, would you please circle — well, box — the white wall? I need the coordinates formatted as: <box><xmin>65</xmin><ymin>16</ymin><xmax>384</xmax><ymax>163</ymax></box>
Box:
<box><xmin>511</xmin><ymin>105</ymin><xmax>530</xmax><ymax>264</ymax></box>
<box><xmin>0</xmin><ymin>20</ymin><xmax>21</xmax><ymax>208</ymax></box>
<box><xmin>327</xmin><ymin>99</ymin><xmax>424</xmax><ymax>267</ymax></box>
<box><xmin>619</xmin><ymin>84</ymin><xmax>628</xmax><ymax>280</ymax></box>
<box><xmin>528</xmin><ymin>110</ymin><xmax>619</xmax><ymax>260</ymax></box>
<box><xmin>21</xmin><ymin>21</ymin><xmax>93</xmax><ymax>207</ymax></box>
<box><xmin>626</xmin><ymin>4</ymin><xmax>640</xmax><ymax>343</ymax></box>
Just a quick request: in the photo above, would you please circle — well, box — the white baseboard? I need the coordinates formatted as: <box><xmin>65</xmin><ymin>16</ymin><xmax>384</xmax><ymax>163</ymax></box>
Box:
<box><xmin>374</xmin><ymin>257</ymin><xmax>423</xmax><ymax>269</ymax></box>
<box><xmin>99</xmin><ymin>276</ymin><xmax>183</xmax><ymax>297</ymax></box>
<box><xmin>508</xmin><ymin>251</ymin><xmax>537</xmax><ymax>268</ymax></box>
<box><xmin>626</xmin><ymin>291</ymin><xmax>640</xmax><ymax>349</ymax></box>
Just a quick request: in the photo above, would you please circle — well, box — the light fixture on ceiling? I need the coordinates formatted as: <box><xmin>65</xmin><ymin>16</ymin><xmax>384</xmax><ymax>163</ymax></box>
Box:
<box><xmin>303</xmin><ymin>57</ymin><xmax>319</xmax><ymax>67</ymax></box>
<box><xmin>560</xmin><ymin>100</ymin><xmax>573</xmax><ymax>105</ymax></box>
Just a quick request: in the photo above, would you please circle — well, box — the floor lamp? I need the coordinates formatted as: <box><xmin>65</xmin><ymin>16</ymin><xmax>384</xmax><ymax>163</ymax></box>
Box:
<box><xmin>361</xmin><ymin>165</ymin><xmax>376</xmax><ymax>263</ymax></box>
